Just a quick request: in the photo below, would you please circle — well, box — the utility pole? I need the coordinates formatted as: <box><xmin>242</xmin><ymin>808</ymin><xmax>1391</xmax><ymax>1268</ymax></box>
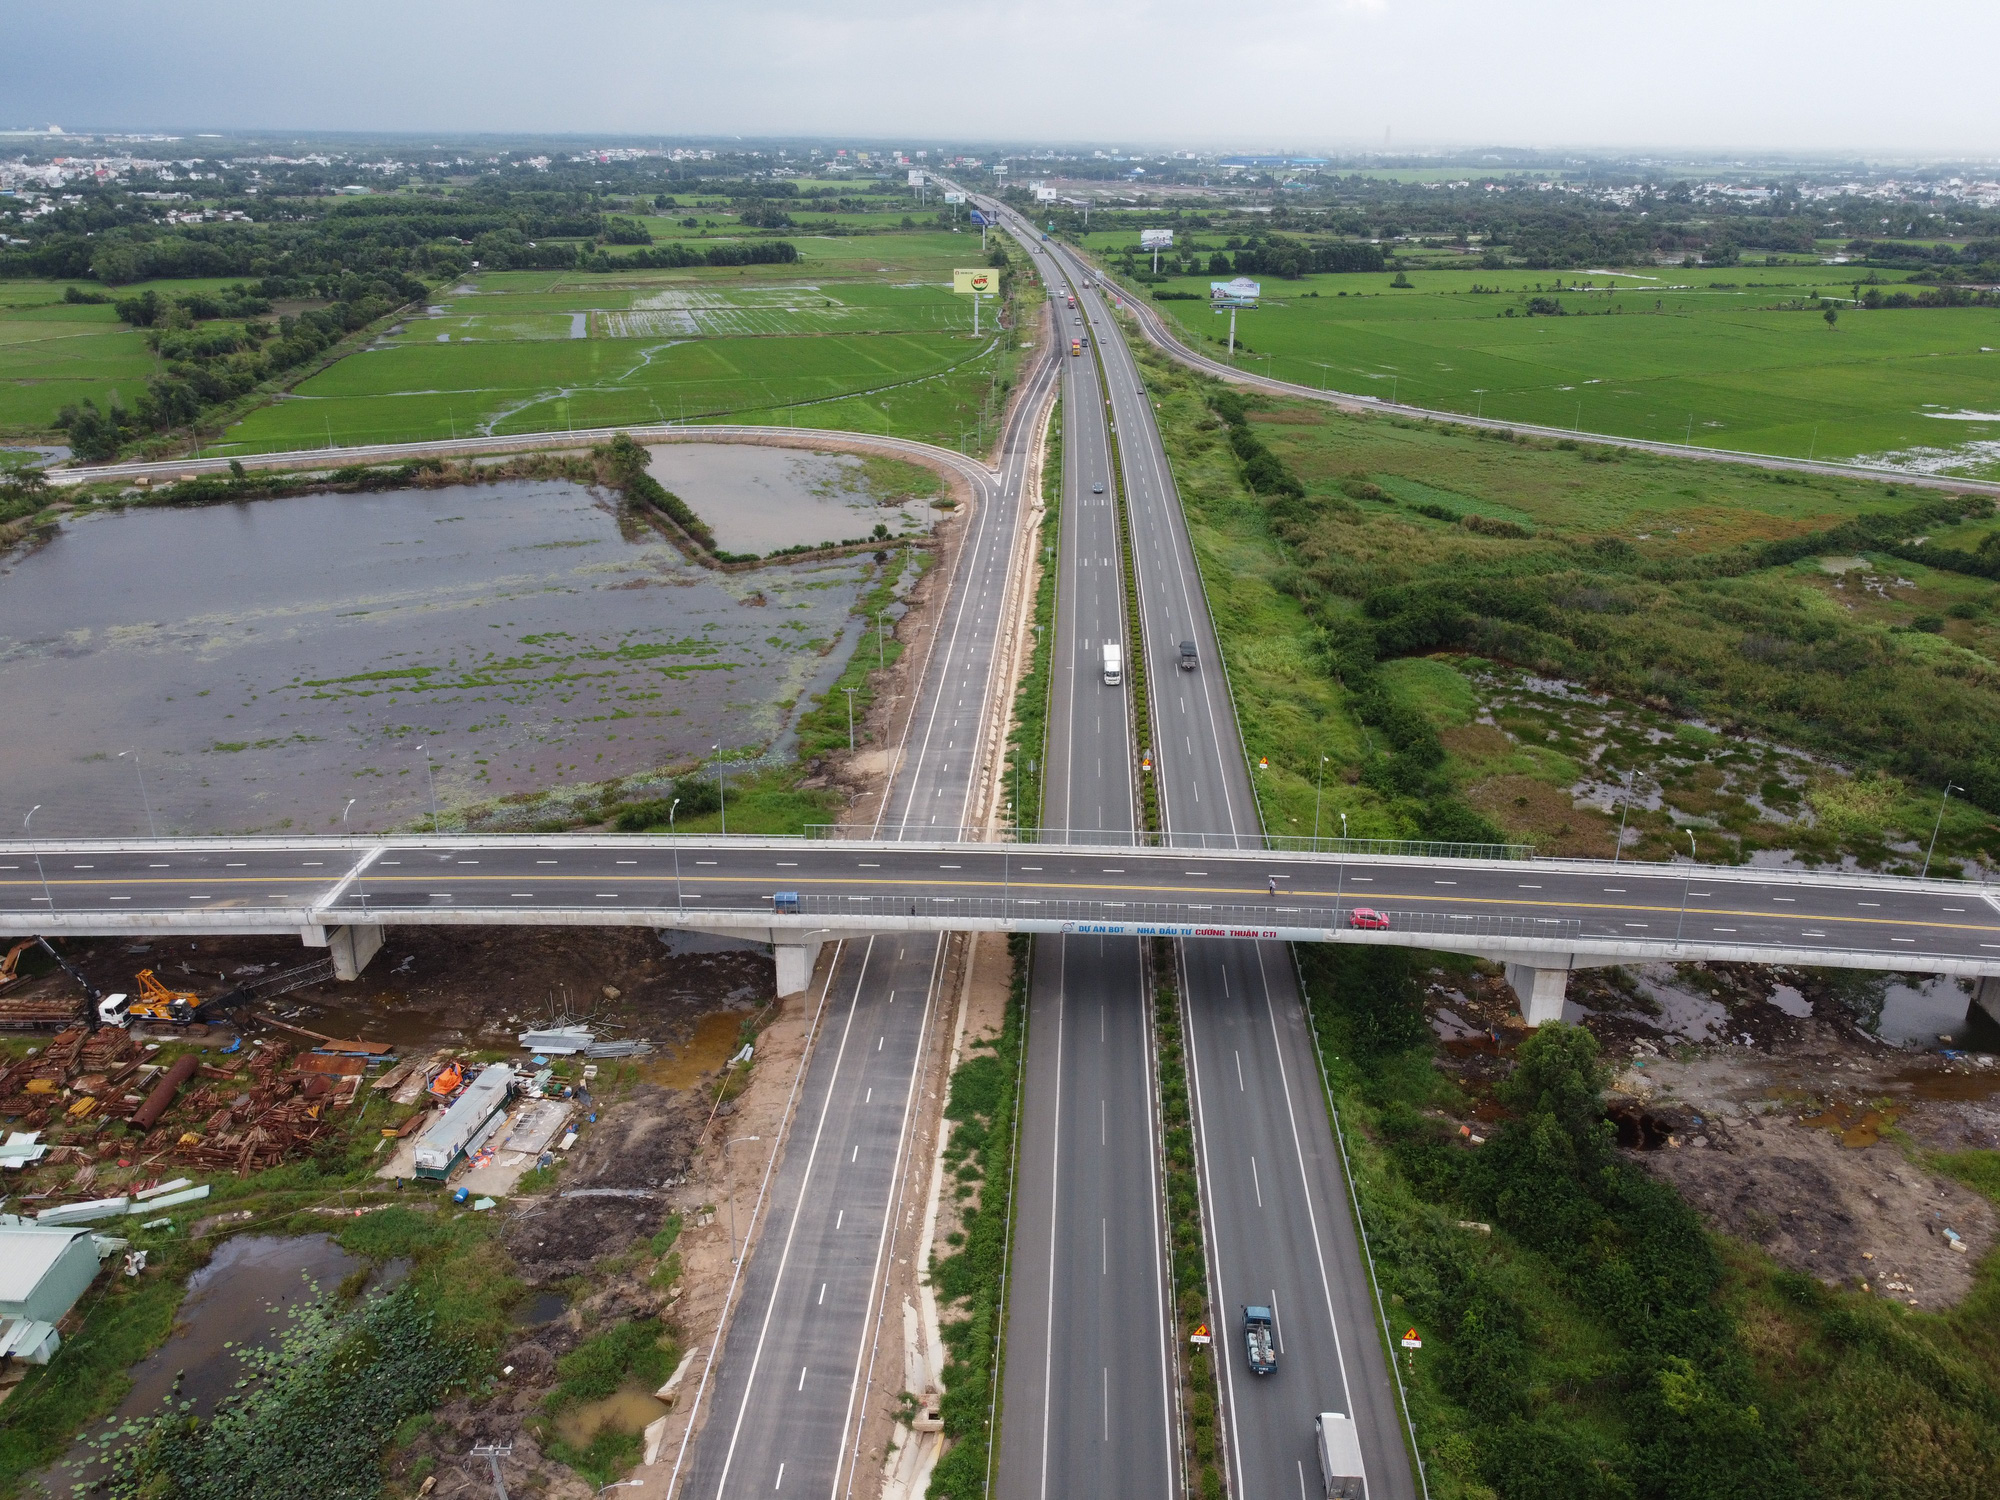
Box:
<box><xmin>470</xmin><ymin>1442</ymin><xmax>512</xmax><ymax>1500</ymax></box>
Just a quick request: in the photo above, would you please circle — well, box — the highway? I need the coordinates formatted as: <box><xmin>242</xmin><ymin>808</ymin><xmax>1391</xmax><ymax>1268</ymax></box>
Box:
<box><xmin>664</xmin><ymin>329</ymin><xmax>1059</xmax><ymax>1500</ymax></box>
<box><xmin>1013</xmin><ymin>212</ymin><xmax>1425</xmax><ymax>1500</ymax></box>
<box><xmin>995</xmin><ymin>260</ymin><xmax>1179</xmax><ymax>1500</ymax></box>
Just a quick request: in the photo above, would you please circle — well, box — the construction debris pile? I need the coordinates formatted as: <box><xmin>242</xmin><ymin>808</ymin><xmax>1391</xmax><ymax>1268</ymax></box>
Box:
<box><xmin>0</xmin><ymin>1029</ymin><xmax>371</xmax><ymax>1212</ymax></box>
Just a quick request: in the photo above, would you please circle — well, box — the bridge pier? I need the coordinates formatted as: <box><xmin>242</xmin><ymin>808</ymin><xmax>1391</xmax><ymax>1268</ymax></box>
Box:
<box><xmin>774</xmin><ymin>937</ymin><xmax>824</xmax><ymax>999</ymax></box>
<box><xmin>301</xmin><ymin>923</ymin><xmax>384</xmax><ymax>981</ymax></box>
<box><xmin>1504</xmin><ymin>960</ymin><xmax>1570</xmax><ymax>1028</ymax></box>
<box><xmin>1975</xmin><ymin>976</ymin><xmax>2000</xmax><ymax>1028</ymax></box>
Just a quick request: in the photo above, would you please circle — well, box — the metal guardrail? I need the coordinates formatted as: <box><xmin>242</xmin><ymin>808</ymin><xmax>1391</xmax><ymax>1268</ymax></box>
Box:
<box><xmin>798</xmin><ymin>893</ymin><xmax>1579</xmax><ymax>939</ymax></box>
<box><xmin>804</xmin><ymin>823</ymin><xmax>1532</xmax><ymax>859</ymax></box>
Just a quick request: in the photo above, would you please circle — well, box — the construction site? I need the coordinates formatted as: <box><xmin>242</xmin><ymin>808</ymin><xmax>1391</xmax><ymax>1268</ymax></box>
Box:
<box><xmin>0</xmin><ymin>922</ymin><xmax>795</xmax><ymax>1494</ymax></box>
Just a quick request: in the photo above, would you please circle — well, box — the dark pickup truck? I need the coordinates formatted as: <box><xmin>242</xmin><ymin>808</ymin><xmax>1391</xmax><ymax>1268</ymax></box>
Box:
<box><xmin>1244</xmin><ymin>1304</ymin><xmax>1277</xmax><ymax>1376</ymax></box>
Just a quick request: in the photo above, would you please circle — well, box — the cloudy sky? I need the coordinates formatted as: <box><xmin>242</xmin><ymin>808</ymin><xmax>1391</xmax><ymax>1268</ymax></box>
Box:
<box><xmin>6</xmin><ymin>0</ymin><xmax>1997</xmax><ymax>155</ymax></box>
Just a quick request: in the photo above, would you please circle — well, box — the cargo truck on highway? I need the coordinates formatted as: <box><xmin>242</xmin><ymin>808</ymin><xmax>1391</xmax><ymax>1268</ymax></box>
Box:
<box><xmin>1314</xmin><ymin>1412</ymin><xmax>1366</xmax><ymax>1498</ymax></box>
<box><xmin>1101</xmin><ymin>642</ymin><xmax>1123</xmax><ymax>686</ymax></box>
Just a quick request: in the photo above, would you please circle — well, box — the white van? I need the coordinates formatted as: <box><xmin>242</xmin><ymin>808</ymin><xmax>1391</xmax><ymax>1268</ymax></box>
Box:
<box><xmin>1101</xmin><ymin>642</ymin><xmax>1123</xmax><ymax>686</ymax></box>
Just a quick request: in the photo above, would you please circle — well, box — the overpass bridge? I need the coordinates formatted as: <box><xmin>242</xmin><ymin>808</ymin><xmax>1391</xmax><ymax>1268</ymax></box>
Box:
<box><xmin>8</xmin><ymin>833</ymin><xmax>1999</xmax><ymax>1024</ymax></box>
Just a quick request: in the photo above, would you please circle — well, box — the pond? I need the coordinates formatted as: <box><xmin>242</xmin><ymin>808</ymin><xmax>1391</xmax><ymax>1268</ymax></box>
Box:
<box><xmin>644</xmin><ymin>443</ymin><xmax>941</xmax><ymax>556</ymax></box>
<box><xmin>36</xmin><ymin>1233</ymin><xmax>397</xmax><ymax>1497</ymax></box>
<box><xmin>0</xmin><ymin>458</ymin><xmax>897</xmax><ymax>835</ymax></box>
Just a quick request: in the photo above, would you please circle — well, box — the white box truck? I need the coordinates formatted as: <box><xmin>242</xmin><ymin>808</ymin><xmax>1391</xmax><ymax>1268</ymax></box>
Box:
<box><xmin>1315</xmin><ymin>1412</ymin><xmax>1366</xmax><ymax>1499</ymax></box>
<box><xmin>1101</xmin><ymin>642</ymin><xmax>1123</xmax><ymax>686</ymax></box>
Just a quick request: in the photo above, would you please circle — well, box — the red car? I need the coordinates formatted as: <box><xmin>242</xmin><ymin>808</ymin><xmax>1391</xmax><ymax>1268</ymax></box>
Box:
<box><xmin>1348</xmin><ymin>908</ymin><xmax>1391</xmax><ymax>930</ymax></box>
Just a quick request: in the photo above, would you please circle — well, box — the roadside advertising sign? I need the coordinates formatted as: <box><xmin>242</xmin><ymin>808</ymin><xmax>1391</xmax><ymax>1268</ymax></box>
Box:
<box><xmin>942</xmin><ymin>192</ymin><xmax>966</xmax><ymax>204</ymax></box>
<box><xmin>953</xmin><ymin>268</ymin><xmax>1001</xmax><ymax>295</ymax></box>
<box><xmin>1140</xmin><ymin>229</ymin><xmax>1174</xmax><ymax>250</ymax></box>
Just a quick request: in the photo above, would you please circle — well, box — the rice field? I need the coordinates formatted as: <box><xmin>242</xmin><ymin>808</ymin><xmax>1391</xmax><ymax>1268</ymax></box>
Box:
<box><xmin>1105</xmin><ymin>257</ymin><xmax>2000</xmax><ymax>478</ymax></box>
<box><xmin>212</xmin><ymin>231</ymin><xmax>1019</xmax><ymax>455</ymax></box>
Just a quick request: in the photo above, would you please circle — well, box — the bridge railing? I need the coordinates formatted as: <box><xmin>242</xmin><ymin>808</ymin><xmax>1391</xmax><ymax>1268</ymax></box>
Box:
<box><xmin>804</xmin><ymin>823</ymin><xmax>1533</xmax><ymax>860</ymax></box>
<box><xmin>800</xmin><ymin>892</ymin><xmax>1579</xmax><ymax>939</ymax></box>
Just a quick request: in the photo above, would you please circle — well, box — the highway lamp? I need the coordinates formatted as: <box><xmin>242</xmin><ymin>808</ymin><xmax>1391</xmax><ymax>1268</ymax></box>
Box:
<box><xmin>670</xmin><ymin>798</ymin><xmax>682</xmax><ymax>912</ymax></box>
<box><xmin>1613</xmin><ymin>784</ymin><xmax>1631</xmax><ymax>866</ymax></box>
<box><xmin>24</xmin><ymin>806</ymin><xmax>53</xmax><ymax>912</ymax></box>
<box><xmin>1675</xmin><ymin>831</ymin><xmax>1698</xmax><ymax>944</ymax></box>
<box><xmin>725</xmin><ymin>1134</ymin><xmax>763</xmax><ymax>1265</ymax></box>
<box><xmin>343</xmin><ymin>798</ymin><xmax>369</xmax><ymax>906</ymax></box>
<box><xmin>596</xmin><ymin>1481</ymin><xmax>645</xmax><ymax>1498</ymax></box>
<box><xmin>1390</xmin><ymin>375</ymin><xmax>1400</xmax><ymax>405</ymax></box>
<box><xmin>416</xmin><ymin>744</ymin><xmax>441</xmax><ymax>834</ymax></box>
<box><xmin>1312</xmin><ymin>362</ymin><xmax>1337</xmax><ymax>392</ymax></box>
<box><xmin>1313</xmin><ymin>755</ymin><xmax>1328</xmax><ymax>849</ymax></box>
<box><xmin>877</xmin><ymin>609</ymin><xmax>889</xmax><ymax>671</ymax></box>
<box><xmin>711</xmin><ymin>745</ymin><xmax>728</xmax><ymax>836</ymax></box>
<box><xmin>1922</xmin><ymin>782</ymin><xmax>1962</xmax><ymax>879</ymax></box>
<box><xmin>1472</xmin><ymin>388</ymin><xmax>1486</xmax><ymax>419</ymax></box>
<box><xmin>843</xmin><ymin>687</ymin><xmax>858</xmax><ymax>751</ymax></box>
<box><xmin>118</xmin><ymin>748</ymin><xmax>158</xmax><ymax>838</ymax></box>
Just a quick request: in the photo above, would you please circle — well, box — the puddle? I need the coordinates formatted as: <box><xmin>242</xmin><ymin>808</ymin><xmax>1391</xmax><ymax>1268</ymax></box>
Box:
<box><xmin>1876</xmin><ymin>976</ymin><xmax>1975</xmax><ymax>1046</ymax></box>
<box><xmin>515</xmin><ymin>1290</ymin><xmax>568</xmax><ymax>1326</ymax></box>
<box><xmin>645</xmin><ymin>1009</ymin><xmax>746</xmax><ymax>1090</ymax></box>
<box><xmin>1628</xmin><ymin>964</ymin><xmax>1729</xmax><ymax>1041</ymax></box>
<box><xmin>1768</xmin><ymin>984</ymin><xmax>1814</xmax><ymax>1018</ymax></box>
<box><xmin>1887</xmin><ymin>1064</ymin><xmax>2000</xmax><ymax>1102</ymax></box>
<box><xmin>552</xmin><ymin>1384</ymin><xmax>668</xmax><ymax>1448</ymax></box>
<box><xmin>38</xmin><ymin>1234</ymin><xmax>398</xmax><ymax>1494</ymax></box>
<box><xmin>1799</xmin><ymin>1099</ymin><xmax>1901</xmax><ymax>1148</ymax></box>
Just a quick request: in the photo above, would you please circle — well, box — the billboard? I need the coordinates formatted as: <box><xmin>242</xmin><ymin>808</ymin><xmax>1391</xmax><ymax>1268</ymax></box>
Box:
<box><xmin>908</xmin><ymin>168</ymin><xmax>926</xmax><ymax>187</ymax></box>
<box><xmin>1035</xmin><ymin>187</ymin><xmax>1057</xmax><ymax>202</ymax></box>
<box><xmin>1140</xmin><ymin>229</ymin><xmax>1174</xmax><ymax>250</ymax></box>
<box><xmin>942</xmin><ymin>191</ymin><xmax>966</xmax><ymax>204</ymax></box>
<box><xmin>953</xmin><ymin>268</ymin><xmax>1002</xmax><ymax>295</ymax></box>
<box><xmin>969</xmin><ymin>208</ymin><xmax>988</xmax><ymax>227</ymax></box>
<box><xmin>1210</xmin><ymin>277</ymin><xmax>1262</xmax><ymax>302</ymax></box>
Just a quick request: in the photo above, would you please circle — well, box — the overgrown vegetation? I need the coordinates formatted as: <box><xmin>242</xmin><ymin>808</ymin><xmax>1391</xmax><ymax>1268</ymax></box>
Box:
<box><xmin>1299</xmin><ymin>951</ymin><xmax>2000</xmax><ymax>1500</ymax></box>
<box><xmin>927</xmin><ymin>935</ymin><xmax>1027</xmax><ymax>1498</ymax></box>
<box><xmin>1128</xmin><ymin>323</ymin><xmax>2000</xmax><ymax>868</ymax></box>
<box><xmin>1004</xmin><ymin>410</ymin><xmax>1061</xmax><ymax>834</ymax></box>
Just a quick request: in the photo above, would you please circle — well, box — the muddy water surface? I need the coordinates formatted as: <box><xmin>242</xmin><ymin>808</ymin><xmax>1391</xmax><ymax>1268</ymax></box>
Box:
<box><xmin>644</xmin><ymin>444</ymin><xmax>938</xmax><ymax>556</ymax></box>
<box><xmin>0</xmin><ymin>469</ymin><xmax>877</xmax><ymax>835</ymax></box>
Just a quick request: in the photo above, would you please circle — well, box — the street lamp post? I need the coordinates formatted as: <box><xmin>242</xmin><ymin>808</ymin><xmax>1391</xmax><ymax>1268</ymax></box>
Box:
<box><xmin>24</xmin><ymin>806</ymin><xmax>52</xmax><ymax>912</ymax></box>
<box><xmin>416</xmin><ymin>744</ymin><xmax>440</xmax><ymax>833</ymax></box>
<box><xmin>1675</xmin><ymin>831</ymin><xmax>1698</xmax><ymax>943</ymax></box>
<box><xmin>670</xmin><ymin>798</ymin><xmax>682</xmax><ymax>912</ymax></box>
<box><xmin>119</xmin><ymin>749</ymin><xmax>157</xmax><ymax>838</ymax></box>
<box><xmin>877</xmin><ymin>609</ymin><xmax>889</xmax><ymax>671</ymax></box>
<box><xmin>1313</xmin><ymin>755</ymin><xmax>1328</xmax><ymax>849</ymax></box>
<box><xmin>712</xmin><ymin>744</ymin><xmax>727</xmax><ymax>836</ymax></box>
<box><xmin>1922</xmin><ymin>782</ymin><xmax>1962</xmax><ymax>879</ymax></box>
<box><xmin>725</xmin><ymin>1134</ymin><xmax>763</xmax><ymax>1265</ymax></box>
<box><xmin>843</xmin><ymin>687</ymin><xmax>858</xmax><ymax>751</ymax></box>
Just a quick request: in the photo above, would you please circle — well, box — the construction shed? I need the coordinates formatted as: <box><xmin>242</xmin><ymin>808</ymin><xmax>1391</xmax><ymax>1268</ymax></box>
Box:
<box><xmin>413</xmin><ymin>1063</ymin><xmax>516</xmax><ymax>1181</ymax></box>
<box><xmin>0</xmin><ymin>1223</ymin><xmax>101</xmax><ymax>1364</ymax></box>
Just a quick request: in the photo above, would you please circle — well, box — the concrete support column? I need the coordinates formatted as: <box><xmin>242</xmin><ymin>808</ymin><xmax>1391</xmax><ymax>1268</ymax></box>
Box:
<box><xmin>774</xmin><ymin>938</ymin><xmax>824</xmax><ymax>999</ymax></box>
<box><xmin>1505</xmin><ymin>961</ymin><xmax>1570</xmax><ymax>1028</ymax></box>
<box><xmin>1974</xmin><ymin>976</ymin><xmax>2000</xmax><ymax>1028</ymax></box>
<box><xmin>302</xmin><ymin>923</ymin><xmax>384</xmax><ymax>981</ymax></box>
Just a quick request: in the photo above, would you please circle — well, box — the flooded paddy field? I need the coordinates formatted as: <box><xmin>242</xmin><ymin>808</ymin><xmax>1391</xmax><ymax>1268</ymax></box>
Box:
<box><xmin>0</xmin><ymin>446</ymin><xmax>926</xmax><ymax>835</ymax></box>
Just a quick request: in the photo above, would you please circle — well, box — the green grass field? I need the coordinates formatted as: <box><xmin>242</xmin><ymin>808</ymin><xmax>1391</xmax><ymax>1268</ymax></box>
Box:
<box><xmin>1093</xmin><ymin>254</ymin><xmax>2000</xmax><ymax>478</ymax></box>
<box><xmin>0</xmin><ymin>282</ymin><xmax>157</xmax><ymax>434</ymax></box>
<box><xmin>211</xmin><ymin>233</ymin><xmax>1022</xmax><ymax>455</ymax></box>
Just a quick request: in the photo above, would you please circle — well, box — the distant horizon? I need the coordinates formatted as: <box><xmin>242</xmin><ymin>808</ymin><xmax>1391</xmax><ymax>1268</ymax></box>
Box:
<box><xmin>5</xmin><ymin>0</ymin><xmax>1995</xmax><ymax>158</ymax></box>
<box><xmin>3</xmin><ymin>128</ymin><xmax>1998</xmax><ymax>173</ymax></box>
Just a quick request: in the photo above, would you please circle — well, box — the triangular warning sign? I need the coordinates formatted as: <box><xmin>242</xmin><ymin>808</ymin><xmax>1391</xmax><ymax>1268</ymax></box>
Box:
<box><xmin>1404</xmin><ymin>1328</ymin><xmax>1418</xmax><ymax>1341</ymax></box>
<box><xmin>1193</xmin><ymin>1323</ymin><xmax>1210</xmax><ymax>1338</ymax></box>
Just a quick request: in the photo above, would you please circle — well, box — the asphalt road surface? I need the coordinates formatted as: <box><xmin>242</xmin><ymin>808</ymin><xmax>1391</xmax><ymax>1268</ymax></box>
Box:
<box><xmin>667</xmin><ymin>322</ymin><xmax>1060</xmax><ymax>1499</ymax></box>
<box><xmin>996</xmin><ymin>259</ymin><xmax>1179</xmax><ymax>1500</ymax></box>
<box><xmin>1030</xmin><ymin>209</ymin><xmax>1424</xmax><ymax>1500</ymax></box>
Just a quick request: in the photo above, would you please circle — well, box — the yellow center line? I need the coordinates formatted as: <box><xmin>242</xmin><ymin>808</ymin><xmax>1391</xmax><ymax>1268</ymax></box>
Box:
<box><xmin>5</xmin><ymin>872</ymin><xmax>1996</xmax><ymax>935</ymax></box>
